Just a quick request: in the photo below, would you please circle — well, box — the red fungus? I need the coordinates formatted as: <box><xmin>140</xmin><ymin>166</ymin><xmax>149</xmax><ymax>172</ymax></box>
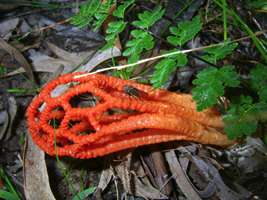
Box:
<box><xmin>26</xmin><ymin>73</ymin><xmax>234</xmax><ymax>159</ymax></box>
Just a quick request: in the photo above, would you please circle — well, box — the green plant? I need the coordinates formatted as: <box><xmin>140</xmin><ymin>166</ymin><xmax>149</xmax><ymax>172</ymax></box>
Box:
<box><xmin>72</xmin><ymin>1</ymin><xmax>267</xmax><ymax>140</ymax></box>
<box><xmin>223</xmin><ymin>64</ymin><xmax>267</xmax><ymax>139</ymax></box>
<box><xmin>214</xmin><ymin>0</ymin><xmax>267</xmax><ymax>62</ymax></box>
<box><xmin>0</xmin><ymin>65</ymin><xmax>6</xmax><ymax>76</ymax></box>
<box><xmin>71</xmin><ymin>0</ymin><xmax>114</xmax><ymax>30</ymax></box>
<box><xmin>151</xmin><ymin>52</ymin><xmax>187</xmax><ymax>88</ymax></box>
<box><xmin>7</xmin><ymin>88</ymin><xmax>40</xmax><ymax>94</ymax></box>
<box><xmin>201</xmin><ymin>41</ymin><xmax>238</xmax><ymax>64</ymax></box>
<box><xmin>151</xmin><ymin>15</ymin><xmax>201</xmax><ymax>88</ymax></box>
<box><xmin>72</xmin><ymin>187</ymin><xmax>96</xmax><ymax>200</ymax></box>
<box><xmin>246</xmin><ymin>0</ymin><xmax>267</xmax><ymax>10</ymax></box>
<box><xmin>103</xmin><ymin>0</ymin><xmax>134</xmax><ymax>49</ymax></box>
<box><xmin>122</xmin><ymin>5</ymin><xmax>165</xmax><ymax>77</ymax></box>
<box><xmin>0</xmin><ymin>168</ymin><xmax>21</xmax><ymax>200</ymax></box>
<box><xmin>192</xmin><ymin>65</ymin><xmax>240</xmax><ymax>111</ymax></box>
<box><xmin>167</xmin><ymin>15</ymin><xmax>202</xmax><ymax>47</ymax></box>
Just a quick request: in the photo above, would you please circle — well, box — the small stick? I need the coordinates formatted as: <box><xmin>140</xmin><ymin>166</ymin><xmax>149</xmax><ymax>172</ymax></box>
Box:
<box><xmin>74</xmin><ymin>30</ymin><xmax>267</xmax><ymax>79</ymax></box>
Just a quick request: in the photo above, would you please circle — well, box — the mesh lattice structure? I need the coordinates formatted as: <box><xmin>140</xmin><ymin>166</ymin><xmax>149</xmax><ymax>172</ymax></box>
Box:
<box><xmin>27</xmin><ymin>73</ymin><xmax>233</xmax><ymax>159</ymax></box>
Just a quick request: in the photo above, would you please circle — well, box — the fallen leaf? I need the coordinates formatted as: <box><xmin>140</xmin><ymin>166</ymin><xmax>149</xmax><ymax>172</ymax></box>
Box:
<box><xmin>165</xmin><ymin>150</ymin><xmax>202</xmax><ymax>200</ymax></box>
<box><xmin>78</xmin><ymin>46</ymin><xmax>121</xmax><ymax>72</ymax></box>
<box><xmin>97</xmin><ymin>168</ymin><xmax>113</xmax><ymax>192</ymax></box>
<box><xmin>24</xmin><ymin>136</ymin><xmax>56</xmax><ymax>200</ymax></box>
<box><xmin>0</xmin><ymin>18</ymin><xmax>19</xmax><ymax>40</ymax></box>
<box><xmin>0</xmin><ymin>96</ymin><xmax>17</xmax><ymax>141</ymax></box>
<box><xmin>113</xmin><ymin>153</ymin><xmax>167</xmax><ymax>199</ymax></box>
<box><xmin>46</xmin><ymin>42</ymin><xmax>95</xmax><ymax>65</ymax></box>
<box><xmin>5</xmin><ymin>96</ymin><xmax>17</xmax><ymax>141</ymax></box>
<box><xmin>4</xmin><ymin>52</ymin><xmax>73</xmax><ymax>77</ymax></box>
<box><xmin>4</xmin><ymin>46</ymin><xmax>121</xmax><ymax>77</ymax></box>
<box><xmin>0</xmin><ymin>38</ymin><xmax>35</xmax><ymax>83</ymax></box>
<box><xmin>0</xmin><ymin>110</ymin><xmax>9</xmax><ymax>141</ymax></box>
<box><xmin>141</xmin><ymin>150</ymin><xmax>173</xmax><ymax>196</ymax></box>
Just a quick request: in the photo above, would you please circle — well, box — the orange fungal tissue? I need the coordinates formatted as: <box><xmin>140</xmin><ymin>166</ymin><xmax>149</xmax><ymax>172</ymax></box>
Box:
<box><xmin>26</xmin><ymin>72</ymin><xmax>234</xmax><ymax>159</ymax></box>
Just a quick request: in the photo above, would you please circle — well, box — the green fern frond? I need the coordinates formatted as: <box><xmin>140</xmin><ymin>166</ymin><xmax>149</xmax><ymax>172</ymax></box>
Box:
<box><xmin>151</xmin><ymin>53</ymin><xmax>187</xmax><ymax>88</ymax></box>
<box><xmin>102</xmin><ymin>0</ymin><xmax>135</xmax><ymax>50</ymax></box>
<box><xmin>71</xmin><ymin>0</ymin><xmax>100</xmax><ymax>28</ymax></box>
<box><xmin>167</xmin><ymin>15</ymin><xmax>202</xmax><ymax>46</ymax></box>
<box><xmin>250</xmin><ymin>64</ymin><xmax>267</xmax><ymax>102</ymax></box>
<box><xmin>113</xmin><ymin>0</ymin><xmax>135</xmax><ymax>18</ymax></box>
<box><xmin>192</xmin><ymin>65</ymin><xmax>240</xmax><ymax>111</ymax></box>
<box><xmin>132</xmin><ymin>6</ymin><xmax>165</xmax><ymax>29</ymax></box>
<box><xmin>202</xmin><ymin>41</ymin><xmax>238</xmax><ymax>64</ymax></box>
<box><xmin>71</xmin><ymin>0</ymin><xmax>114</xmax><ymax>30</ymax></box>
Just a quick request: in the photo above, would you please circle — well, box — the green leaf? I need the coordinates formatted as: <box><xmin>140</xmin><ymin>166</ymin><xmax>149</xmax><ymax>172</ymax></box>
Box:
<box><xmin>113</xmin><ymin>0</ymin><xmax>135</xmax><ymax>18</ymax></box>
<box><xmin>250</xmin><ymin>64</ymin><xmax>267</xmax><ymax>102</ymax></box>
<box><xmin>102</xmin><ymin>21</ymin><xmax>127</xmax><ymax>50</ymax></box>
<box><xmin>0</xmin><ymin>65</ymin><xmax>6</xmax><ymax>76</ymax></box>
<box><xmin>71</xmin><ymin>0</ymin><xmax>100</xmax><ymax>28</ymax></box>
<box><xmin>202</xmin><ymin>41</ymin><xmax>238</xmax><ymax>64</ymax></box>
<box><xmin>0</xmin><ymin>189</ymin><xmax>20</xmax><ymax>200</ymax></box>
<box><xmin>151</xmin><ymin>53</ymin><xmax>187</xmax><ymax>88</ymax></box>
<box><xmin>247</xmin><ymin>0</ymin><xmax>267</xmax><ymax>10</ymax></box>
<box><xmin>0</xmin><ymin>168</ymin><xmax>21</xmax><ymax>200</ymax></box>
<box><xmin>224</xmin><ymin>120</ymin><xmax>257</xmax><ymax>139</ymax></box>
<box><xmin>173</xmin><ymin>53</ymin><xmax>188</xmax><ymax>66</ymax></box>
<box><xmin>93</xmin><ymin>0</ymin><xmax>114</xmax><ymax>31</ymax></box>
<box><xmin>72</xmin><ymin>187</ymin><xmax>96</xmax><ymax>200</ymax></box>
<box><xmin>219</xmin><ymin>65</ymin><xmax>240</xmax><ymax>87</ymax></box>
<box><xmin>167</xmin><ymin>15</ymin><xmax>202</xmax><ymax>46</ymax></box>
<box><xmin>193</xmin><ymin>80</ymin><xmax>224</xmax><ymax>111</ymax></box>
<box><xmin>192</xmin><ymin>66</ymin><xmax>240</xmax><ymax>111</ymax></box>
<box><xmin>132</xmin><ymin>6</ymin><xmax>165</xmax><ymax>29</ymax></box>
<box><xmin>71</xmin><ymin>0</ymin><xmax>114</xmax><ymax>30</ymax></box>
<box><xmin>223</xmin><ymin>96</ymin><xmax>259</xmax><ymax>139</ymax></box>
<box><xmin>151</xmin><ymin>58</ymin><xmax>177</xmax><ymax>88</ymax></box>
<box><xmin>123</xmin><ymin>30</ymin><xmax>154</xmax><ymax>56</ymax></box>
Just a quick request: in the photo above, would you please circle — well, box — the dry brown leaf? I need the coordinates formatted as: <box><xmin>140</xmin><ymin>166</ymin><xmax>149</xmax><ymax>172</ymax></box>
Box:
<box><xmin>5</xmin><ymin>96</ymin><xmax>17</xmax><ymax>141</ymax></box>
<box><xmin>141</xmin><ymin>151</ymin><xmax>173</xmax><ymax>196</ymax></box>
<box><xmin>78</xmin><ymin>46</ymin><xmax>121</xmax><ymax>72</ymax></box>
<box><xmin>3</xmin><ymin>53</ymin><xmax>74</xmax><ymax>77</ymax></box>
<box><xmin>46</xmin><ymin>42</ymin><xmax>95</xmax><ymax>64</ymax></box>
<box><xmin>97</xmin><ymin>168</ymin><xmax>113</xmax><ymax>192</ymax></box>
<box><xmin>0</xmin><ymin>110</ymin><xmax>9</xmax><ymax>141</ymax></box>
<box><xmin>112</xmin><ymin>153</ymin><xmax>167</xmax><ymax>199</ymax></box>
<box><xmin>165</xmin><ymin>150</ymin><xmax>202</xmax><ymax>200</ymax></box>
<box><xmin>0</xmin><ymin>96</ymin><xmax>17</xmax><ymax>141</ymax></box>
<box><xmin>0</xmin><ymin>18</ymin><xmax>19</xmax><ymax>40</ymax></box>
<box><xmin>24</xmin><ymin>136</ymin><xmax>56</xmax><ymax>200</ymax></box>
<box><xmin>4</xmin><ymin>46</ymin><xmax>121</xmax><ymax>77</ymax></box>
<box><xmin>0</xmin><ymin>38</ymin><xmax>35</xmax><ymax>83</ymax></box>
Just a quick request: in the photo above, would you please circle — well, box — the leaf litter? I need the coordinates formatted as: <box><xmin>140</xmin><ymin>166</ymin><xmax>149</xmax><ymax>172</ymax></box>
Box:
<box><xmin>0</xmin><ymin>1</ymin><xmax>267</xmax><ymax>200</ymax></box>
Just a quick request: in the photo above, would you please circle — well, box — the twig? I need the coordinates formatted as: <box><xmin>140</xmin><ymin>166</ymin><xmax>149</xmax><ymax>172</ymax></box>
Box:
<box><xmin>74</xmin><ymin>29</ymin><xmax>267</xmax><ymax>79</ymax></box>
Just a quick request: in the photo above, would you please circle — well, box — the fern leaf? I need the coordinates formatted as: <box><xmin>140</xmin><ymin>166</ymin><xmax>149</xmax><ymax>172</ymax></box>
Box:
<box><xmin>123</xmin><ymin>30</ymin><xmax>154</xmax><ymax>56</ymax></box>
<box><xmin>174</xmin><ymin>53</ymin><xmax>188</xmax><ymax>66</ymax></box>
<box><xmin>93</xmin><ymin>0</ymin><xmax>114</xmax><ymax>31</ymax></box>
<box><xmin>132</xmin><ymin>6</ymin><xmax>165</xmax><ymax>29</ymax></box>
<box><xmin>71</xmin><ymin>0</ymin><xmax>114</xmax><ymax>30</ymax></box>
<box><xmin>113</xmin><ymin>0</ymin><xmax>135</xmax><ymax>18</ymax></box>
<box><xmin>250</xmin><ymin>64</ymin><xmax>267</xmax><ymax>102</ymax></box>
<box><xmin>71</xmin><ymin>0</ymin><xmax>100</xmax><ymax>28</ymax></box>
<box><xmin>102</xmin><ymin>21</ymin><xmax>127</xmax><ymax>50</ymax></box>
<box><xmin>223</xmin><ymin>96</ymin><xmax>259</xmax><ymax>139</ymax></box>
<box><xmin>202</xmin><ymin>41</ymin><xmax>238</xmax><ymax>64</ymax></box>
<box><xmin>167</xmin><ymin>15</ymin><xmax>202</xmax><ymax>46</ymax></box>
<box><xmin>151</xmin><ymin>59</ymin><xmax>176</xmax><ymax>88</ymax></box>
<box><xmin>192</xmin><ymin>65</ymin><xmax>240</xmax><ymax>111</ymax></box>
<box><xmin>151</xmin><ymin>53</ymin><xmax>187</xmax><ymax>88</ymax></box>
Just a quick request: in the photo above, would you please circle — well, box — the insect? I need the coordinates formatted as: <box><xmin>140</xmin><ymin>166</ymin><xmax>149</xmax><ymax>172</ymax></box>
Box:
<box><xmin>123</xmin><ymin>85</ymin><xmax>140</xmax><ymax>98</ymax></box>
